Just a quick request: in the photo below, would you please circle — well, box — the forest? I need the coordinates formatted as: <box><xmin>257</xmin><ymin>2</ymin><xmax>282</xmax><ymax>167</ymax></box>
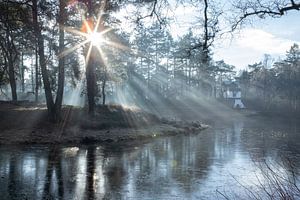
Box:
<box><xmin>1</xmin><ymin>0</ymin><xmax>299</xmax><ymax>121</ymax></box>
<box><xmin>0</xmin><ymin>0</ymin><xmax>300</xmax><ymax>199</ymax></box>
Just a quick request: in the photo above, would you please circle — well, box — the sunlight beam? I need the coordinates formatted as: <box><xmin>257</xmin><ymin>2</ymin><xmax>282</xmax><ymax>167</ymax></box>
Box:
<box><xmin>95</xmin><ymin>45</ymin><xmax>107</xmax><ymax>67</ymax></box>
<box><xmin>85</xmin><ymin>44</ymin><xmax>93</xmax><ymax>69</ymax></box>
<box><xmin>103</xmin><ymin>40</ymin><xmax>129</xmax><ymax>51</ymax></box>
<box><xmin>98</xmin><ymin>27</ymin><xmax>113</xmax><ymax>36</ymax></box>
<box><xmin>64</xmin><ymin>26</ymin><xmax>89</xmax><ymax>38</ymax></box>
<box><xmin>59</xmin><ymin>40</ymin><xmax>90</xmax><ymax>58</ymax></box>
<box><xmin>94</xmin><ymin>10</ymin><xmax>103</xmax><ymax>32</ymax></box>
<box><xmin>83</xmin><ymin>20</ymin><xmax>93</xmax><ymax>33</ymax></box>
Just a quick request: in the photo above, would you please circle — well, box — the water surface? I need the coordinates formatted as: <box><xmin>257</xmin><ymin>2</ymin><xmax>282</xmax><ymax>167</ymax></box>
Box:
<box><xmin>0</xmin><ymin>117</ymin><xmax>300</xmax><ymax>199</ymax></box>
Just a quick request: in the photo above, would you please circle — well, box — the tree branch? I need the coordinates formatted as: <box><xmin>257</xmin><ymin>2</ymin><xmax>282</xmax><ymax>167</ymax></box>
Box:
<box><xmin>135</xmin><ymin>0</ymin><xmax>164</xmax><ymax>25</ymax></box>
<box><xmin>232</xmin><ymin>0</ymin><xmax>300</xmax><ymax>30</ymax></box>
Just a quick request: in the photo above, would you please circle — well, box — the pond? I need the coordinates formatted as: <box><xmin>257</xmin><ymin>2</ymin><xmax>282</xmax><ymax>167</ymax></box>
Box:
<box><xmin>0</xmin><ymin>117</ymin><xmax>300</xmax><ymax>199</ymax></box>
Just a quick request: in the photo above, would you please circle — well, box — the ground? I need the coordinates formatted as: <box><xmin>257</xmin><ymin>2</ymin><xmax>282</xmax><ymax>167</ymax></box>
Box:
<box><xmin>0</xmin><ymin>101</ymin><xmax>207</xmax><ymax>144</ymax></box>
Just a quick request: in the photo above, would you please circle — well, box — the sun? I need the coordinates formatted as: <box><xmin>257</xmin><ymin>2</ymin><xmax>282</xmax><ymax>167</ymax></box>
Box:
<box><xmin>88</xmin><ymin>31</ymin><xmax>104</xmax><ymax>46</ymax></box>
<box><xmin>61</xmin><ymin>12</ymin><xmax>129</xmax><ymax>62</ymax></box>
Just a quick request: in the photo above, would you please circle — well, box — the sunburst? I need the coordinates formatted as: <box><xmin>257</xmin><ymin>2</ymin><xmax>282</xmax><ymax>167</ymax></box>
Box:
<box><xmin>61</xmin><ymin>12</ymin><xmax>109</xmax><ymax>66</ymax></box>
<box><xmin>61</xmin><ymin>8</ymin><xmax>129</xmax><ymax>71</ymax></box>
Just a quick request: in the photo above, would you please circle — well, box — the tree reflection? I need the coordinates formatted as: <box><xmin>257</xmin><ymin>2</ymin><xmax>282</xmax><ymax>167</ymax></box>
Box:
<box><xmin>42</xmin><ymin>146</ymin><xmax>63</xmax><ymax>200</ymax></box>
<box><xmin>86</xmin><ymin>146</ymin><xmax>96</xmax><ymax>200</ymax></box>
<box><xmin>8</xmin><ymin>153</ymin><xmax>17</xmax><ymax>200</ymax></box>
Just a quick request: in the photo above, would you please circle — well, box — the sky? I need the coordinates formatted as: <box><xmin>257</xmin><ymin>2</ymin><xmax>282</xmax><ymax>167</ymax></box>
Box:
<box><xmin>213</xmin><ymin>11</ymin><xmax>300</xmax><ymax>70</ymax></box>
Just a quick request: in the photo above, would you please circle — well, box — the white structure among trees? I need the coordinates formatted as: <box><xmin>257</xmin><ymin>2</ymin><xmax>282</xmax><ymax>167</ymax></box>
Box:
<box><xmin>222</xmin><ymin>81</ymin><xmax>246</xmax><ymax>109</ymax></box>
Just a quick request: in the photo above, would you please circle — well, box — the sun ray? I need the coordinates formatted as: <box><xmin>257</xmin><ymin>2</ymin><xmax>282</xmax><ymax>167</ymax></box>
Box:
<box><xmin>98</xmin><ymin>27</ymin><xmax>113</xmax><ymax>36</ymax></box>
<box><xmin>85</xmin><ymin>44</ymin><xmax>93</xmax><ymax>69</ymax></box>
<box><xmin>83</xmin><ymin>20</ymin><xmax>93</xmax><ymax>33</ymax></box>
<box><xmin>103</xmin><ymin>40</ymin><xmax>129</xmax><ymax>51</ymax></box>
<box><xmin>95</xmin><ymin>0</ymin><xmax>108</xmax><ymax>31</ymax></box>
<box><xmin>59</xmin><ymin>40</ymin><xmax>90</xmax><ymax>58</ymax></box>
<box><xmin>94</xmin><ymin>10</ymin><xmax>103</xmax><ymax>32</ymax></box>
<box><xmin>64</xmin><ymin>26</ymin><xmax>89</xmax><ymax>38</ymax></box>
<box><xmin>95</xmin><ymin>45</ymin><xmax>107</xmax><ymax>66</ymax></box>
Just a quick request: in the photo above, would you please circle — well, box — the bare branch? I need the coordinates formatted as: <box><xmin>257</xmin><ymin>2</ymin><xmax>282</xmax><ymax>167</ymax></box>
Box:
<box><xmin>232</xmin><ymin>0</ymin><xmax>300</xmax><ymax>31</ymax></box>
<box><xmin>136</xmin><ymin>0</ymin><xmax>159</xmax><ymax>22</ymax></box>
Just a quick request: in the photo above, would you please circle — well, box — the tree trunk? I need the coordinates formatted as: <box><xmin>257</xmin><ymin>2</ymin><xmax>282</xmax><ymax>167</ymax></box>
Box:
<box><xmin>8</xmin><ymin>59</ymin><xmax>17</xmax><ymax>102</ymax></box>
<box><xmin>31</xmin><ymin>58</ymin><xmax>34</xmax><ymax>93</ymax></box>
<box><xmin>32</xmin><ymin>0</ymin><xmax>55</xmax><ymax>120</ymax></box>
<box><xmin>86</xmin><ymin>48</ymin><xmax>96</xmax><ymax>114</ymax></box>
<box><xmin>147</xmin><ymin>61</ymin><xmax>150</xmax><ymax>87</ymax></box>
<box><xmin>54</xmin><ymin>0</ymin><xmax>66</xmax><ymax>121</ymax></box>
<box><xmin>102</xmin><ymin>76</ymin><xmax>106</xmax><ymax>105</ymax></box>
<box><xmin>202</xmin><ymin>0</ymin><xmax>210</xmax><ymax>65</ymax></box>
<box><xmin>35</xmin><ymin>46</ymin><xmax>39</xmax><ymax>102</ymax></box>
<box><xmin>5</xmin><ymin>20</ymin><xmax>17</xmax><ymax>102</ymax></box>
<box><xmin>20</xmin><ymin>52</ymin><xmax>25</xmax><ymax>93</ymax></box>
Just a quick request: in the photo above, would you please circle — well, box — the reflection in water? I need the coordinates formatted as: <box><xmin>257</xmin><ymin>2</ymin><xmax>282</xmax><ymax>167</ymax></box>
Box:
<box><xmin>8</xmin><ymin>154</ymin><xmax>16</xmax><ymax>200</ymax></box>
<box><xmin>0</xmin><ymin>118</ymin><xmax>300</xmax><ymax>199</ymax></box>
<box><xmin>42</xmin><ymin>147</ymin><xmax>63</xmax><ymax>200</ymax></box>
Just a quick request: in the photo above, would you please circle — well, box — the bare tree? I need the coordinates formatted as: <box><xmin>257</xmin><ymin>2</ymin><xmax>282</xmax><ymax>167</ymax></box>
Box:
<box><xmin>232</xmin><ymin>0</ymin><xmax>300</xmax><ymax>30</ymax></box>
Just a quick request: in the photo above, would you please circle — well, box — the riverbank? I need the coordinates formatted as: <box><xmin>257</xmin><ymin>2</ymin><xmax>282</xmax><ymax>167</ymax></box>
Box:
<box><xmin>0</xmin><ymin>102</ymin><xmax>207</xmax><ymax>145</ymax></box>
